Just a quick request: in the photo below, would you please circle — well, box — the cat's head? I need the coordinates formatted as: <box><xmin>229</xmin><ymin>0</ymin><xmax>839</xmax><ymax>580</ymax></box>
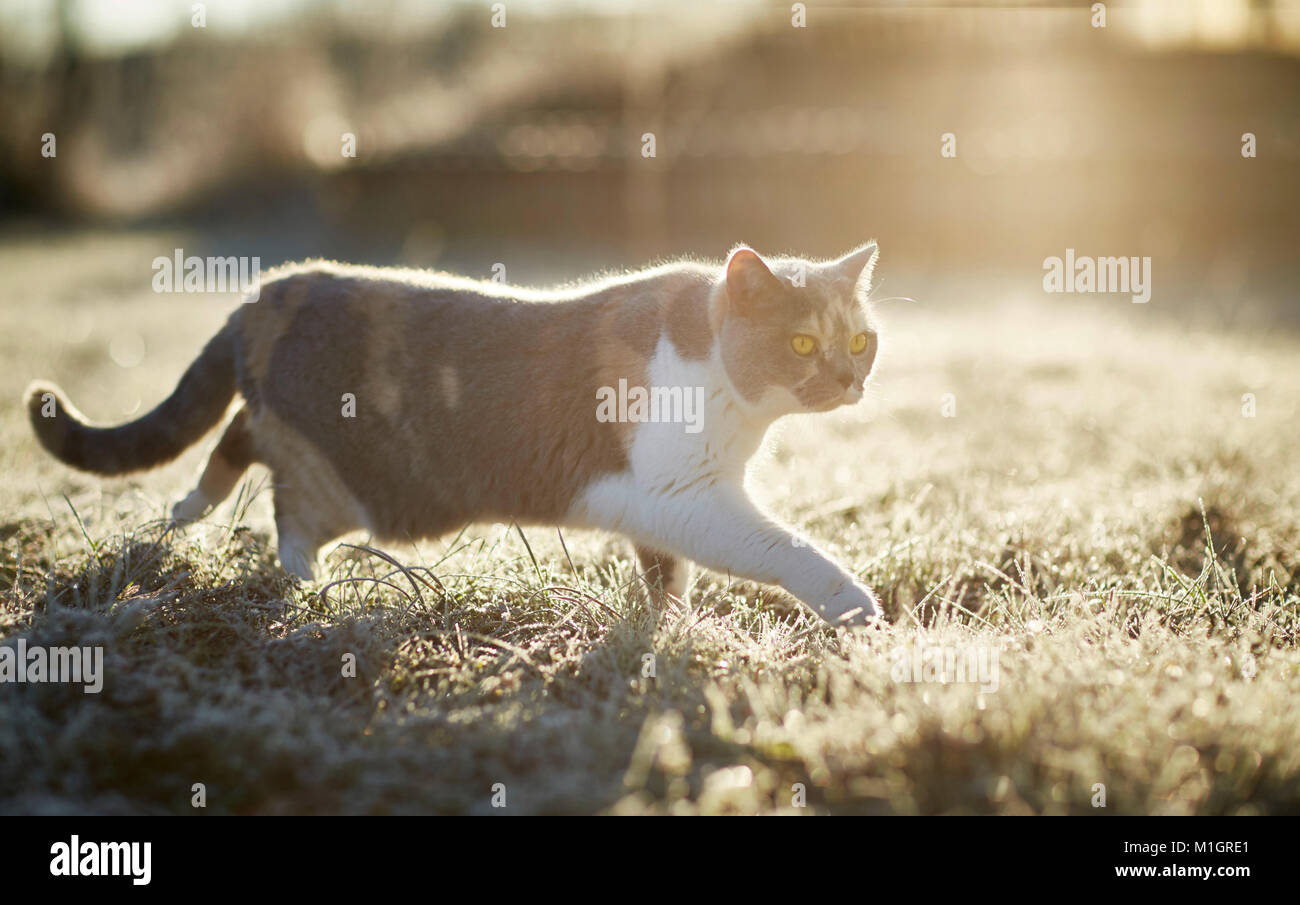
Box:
<box><xmin>714</xmin><ymin>243</ymin><xmax>880</xmax><ymax>416</ymax></box>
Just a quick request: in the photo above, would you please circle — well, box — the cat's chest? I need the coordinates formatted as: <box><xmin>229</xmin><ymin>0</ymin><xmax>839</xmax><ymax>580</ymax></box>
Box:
<box><xmin>622</xmin><ymin>338</ymin><xmax>767</xmax><ymax>490</ymax></box>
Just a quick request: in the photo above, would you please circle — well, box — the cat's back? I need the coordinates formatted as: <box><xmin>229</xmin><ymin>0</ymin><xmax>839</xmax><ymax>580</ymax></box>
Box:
<box><xmin>224</xmin><ymin>259</ymin><xmax>719</xmax><ymax>534</ymax></box>
<box><xmin>238</xmin><ymin>260</ymin><xmax>519</xmax><ymax>343</ymax></box>
<box><xmin>232</xmin><ymin>258</ymin><xmax>716</xmax><ymax>381</ymax></box>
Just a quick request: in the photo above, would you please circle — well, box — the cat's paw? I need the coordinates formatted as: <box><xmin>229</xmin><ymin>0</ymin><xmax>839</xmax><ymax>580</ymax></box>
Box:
<box><xmin>817</xmin><ymin>579</ymin><xmax>882</xmax><ymax>627</ymax></box>
<box><xmin>170</xmin><ymin>490</ymin><xmax>211</xmax><ymax>525</ymax></box>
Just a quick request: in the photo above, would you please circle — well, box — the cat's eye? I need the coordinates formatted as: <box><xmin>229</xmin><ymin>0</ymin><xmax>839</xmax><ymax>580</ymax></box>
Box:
<box><xmin>850</xmin><ymin>332</ymin><xmax>872</xmax><ymax>355</ymax></box>
<box><xmin>791</xmin><ymin>334</ymin><xmax>817</xmax><ymax>356</ymax></box>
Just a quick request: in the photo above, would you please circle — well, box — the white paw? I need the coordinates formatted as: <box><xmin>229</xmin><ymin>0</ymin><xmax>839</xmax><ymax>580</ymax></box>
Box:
<box><xmin>278</xmin><ymin>543</ymin><xmax>317</xmax><ymax>581</ymax></box>
<box><xmin>664</xmin><ymin>566</ymin><xmax>691</xmax><ymax>602</ymax></box>
<box><xmin>817</xmin><ymin>579</ymin><xmax>881</xmax><ymax>626</ymax></box>
<box><xmin>171</xmin><ymin>490</ymin><xmax>211</xmax><ymax>525</ymax></box>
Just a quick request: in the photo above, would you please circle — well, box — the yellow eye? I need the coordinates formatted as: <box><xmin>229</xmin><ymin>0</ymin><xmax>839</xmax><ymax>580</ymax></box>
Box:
<box><xmin>850</xmin><ymin>332</ymin><xmax>871</xmax><ymax>355</ymax></box>
<box><xmin>791</xmin><ymin>334</ymin><xmax>817</xmax><ymax>356</ymax></box>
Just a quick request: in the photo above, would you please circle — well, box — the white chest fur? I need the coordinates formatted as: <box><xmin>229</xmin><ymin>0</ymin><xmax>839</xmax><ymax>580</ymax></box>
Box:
<box><xmin>570</xmin><ymin>335</ymin><xmax>880</xmax><ymax>625</ymax></box>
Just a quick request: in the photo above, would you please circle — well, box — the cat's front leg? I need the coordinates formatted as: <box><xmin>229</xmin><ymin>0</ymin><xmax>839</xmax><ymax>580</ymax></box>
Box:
<box><xmin>604</xmin><ymin>483</ymin><xmax>881</xmax><ymax>626</ymax></box>
<box><xmin>634</xmin><ymin>545</ymin><xmax>690</xmax><ymax>601</ymax></box>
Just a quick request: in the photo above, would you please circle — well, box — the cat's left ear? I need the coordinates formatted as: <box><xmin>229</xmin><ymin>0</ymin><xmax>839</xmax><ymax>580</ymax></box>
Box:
<box><xmin>827</xmin><ymin>241</ymin><xmax>879</xmax><ymax>287</ymax></box>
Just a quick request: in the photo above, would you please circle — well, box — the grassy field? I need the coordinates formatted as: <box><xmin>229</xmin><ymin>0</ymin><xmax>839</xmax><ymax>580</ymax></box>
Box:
<box><xmin>2</xmin><ymin>231</ymin><xmax>1299</xmax><ymax>815</ymax></box>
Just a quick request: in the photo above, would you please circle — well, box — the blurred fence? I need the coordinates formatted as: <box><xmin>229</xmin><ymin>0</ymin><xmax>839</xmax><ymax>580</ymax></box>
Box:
<box><xmin>2</xmin><ymin>1</ymin><xmax>1298</xmax><ymax>315</ymax></box>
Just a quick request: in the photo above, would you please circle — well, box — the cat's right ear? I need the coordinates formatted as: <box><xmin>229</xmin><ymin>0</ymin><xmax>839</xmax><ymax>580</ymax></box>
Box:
<box><xmin>724</xmin><ymin>246</ymin><xmax>783</xmax><ymax>318</ymax></box>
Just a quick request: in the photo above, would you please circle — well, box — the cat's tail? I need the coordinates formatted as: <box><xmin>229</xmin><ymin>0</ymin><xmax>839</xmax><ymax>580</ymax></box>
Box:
<box><xmin>26</xmin><ymin>322</ymin><xmax>237</xmax><ymax>476</ymax></box>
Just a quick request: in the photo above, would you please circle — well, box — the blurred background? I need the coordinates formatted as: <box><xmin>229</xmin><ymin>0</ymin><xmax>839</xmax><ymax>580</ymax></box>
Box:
<box><xmin>2</xmin><ymin>0</ymin><xmax>1298</xmax><ymax>323</ymax></box>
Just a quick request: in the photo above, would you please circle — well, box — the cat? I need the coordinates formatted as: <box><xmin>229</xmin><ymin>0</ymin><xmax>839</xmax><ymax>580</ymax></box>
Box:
<box><xmin>27</xmin><ymin>243</ymin><xmax>885</xmax><ymax>626</ymax></box>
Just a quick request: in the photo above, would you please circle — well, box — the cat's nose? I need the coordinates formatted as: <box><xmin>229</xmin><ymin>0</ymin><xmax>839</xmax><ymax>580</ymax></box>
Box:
<box><xmin>833</xmin><ymin>368</ymin><xmax>855</xmax><ymax>389</ymax></box>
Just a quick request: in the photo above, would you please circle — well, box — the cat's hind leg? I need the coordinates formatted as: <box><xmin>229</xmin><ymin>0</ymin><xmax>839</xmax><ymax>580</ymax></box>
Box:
<box><xmin>272</xmin><ymin>486</ymin><xmax>331</xmax><ymax>581</ymax></box>
<box><xmin>172</xmin><ymin>407</ymin><xmax>255</xmax><ymax>523</ymax></box>
<box><xmin>275</xmin><ymin>513</ymin><xmax>321</xmax><ymax>581</ymax></box>
<box><xmin>267</xmin><ymin>459</ymin><xmax>370</xmax><ymax>582</ymax></box>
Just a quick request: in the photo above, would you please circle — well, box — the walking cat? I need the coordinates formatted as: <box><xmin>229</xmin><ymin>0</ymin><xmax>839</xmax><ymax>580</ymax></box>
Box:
<box><xmin>27</xmin><ymin>244</ymin><xmax>885</xmax><ymax>625</ymax></box>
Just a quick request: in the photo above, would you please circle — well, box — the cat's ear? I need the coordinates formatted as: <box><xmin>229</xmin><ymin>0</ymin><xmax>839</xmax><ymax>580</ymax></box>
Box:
<box><xmin>725</xmin><ymin>246</ymin><xmax>783</xmax><ymax>317</ymax></box>
<box><xmin>828</xmin><ymin>241</ymin><xmax>879</xmax><ymax>287</ymax></box>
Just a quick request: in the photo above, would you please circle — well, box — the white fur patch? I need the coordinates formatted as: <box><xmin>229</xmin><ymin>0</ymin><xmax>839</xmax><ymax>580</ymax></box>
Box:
<box><xmin>570</xmin><ymin>334</ymin><xmax>878</xmax><ymax>625</ymax></box>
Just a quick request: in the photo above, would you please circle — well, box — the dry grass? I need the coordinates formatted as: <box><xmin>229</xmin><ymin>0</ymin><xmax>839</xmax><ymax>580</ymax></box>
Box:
<box><xmin>2</xmin><ymin>231</ymin><xmax>1299</xmax><ymax>814</ymax></box>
